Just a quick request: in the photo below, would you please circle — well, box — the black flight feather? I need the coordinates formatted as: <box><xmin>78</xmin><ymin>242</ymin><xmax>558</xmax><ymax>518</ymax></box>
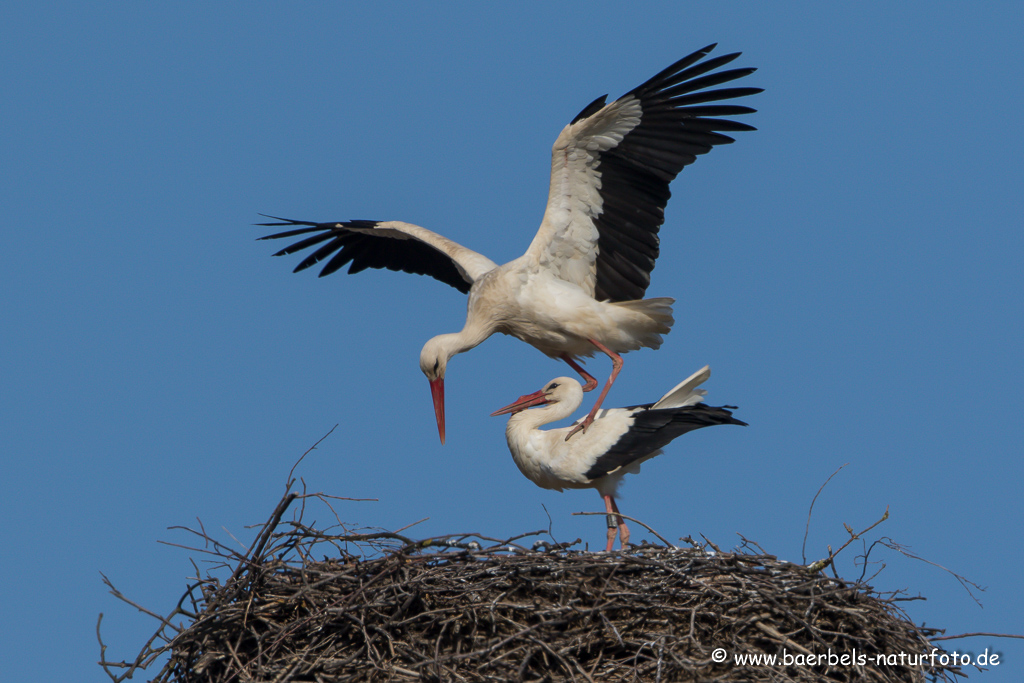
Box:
<box><xmin>570</xmin><ymin>45</ymin><xmax>761</xmax><ymax>302</ymax></box>
<box><xmin>257</xmin><ymin>216</ymin><xmax>473</xmax><ymax>293</ymax></box>
<box><xmin>583</xmin><ymin>403</ymin><xmax>746</xmax><ymax>481</ymax></box>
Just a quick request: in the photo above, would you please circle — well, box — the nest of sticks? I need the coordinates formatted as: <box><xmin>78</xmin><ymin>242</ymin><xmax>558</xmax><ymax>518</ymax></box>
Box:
<box><xmin>99</xmin><ymin>490</ymin><xmax>966</xmax><ymax>683</ymax></box>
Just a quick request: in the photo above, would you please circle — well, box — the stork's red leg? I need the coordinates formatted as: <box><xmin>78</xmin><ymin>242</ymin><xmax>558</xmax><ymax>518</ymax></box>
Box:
<box><xmin>560</xmin><ymin>354</ymin><xmax>599</xmax><ymax>392</ymax></box>
<box><xmin>601</xmin><ymin>494</ymin><xmax>629</xmax><ymax>551</ymax></box>
<box><xmin>611</xmin><ymin>497</ymin><xmax>629</xmax><ymax>548</ymax></box>
<box><xmin>565</xmin><ymin>339</ymin><xmax>622</xmax><ymax>440</ymax></box>
<box><xmin>602</xmin><ymin>493</ymin><xmax>618</xmax><ymax>552</ymax></box>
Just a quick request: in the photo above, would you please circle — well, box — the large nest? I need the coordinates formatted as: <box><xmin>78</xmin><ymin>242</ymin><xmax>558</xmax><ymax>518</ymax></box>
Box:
<box><xmin>100</xmin><ymin>491</ymin><xmax>966</xmax><ymax>682</ymax></box>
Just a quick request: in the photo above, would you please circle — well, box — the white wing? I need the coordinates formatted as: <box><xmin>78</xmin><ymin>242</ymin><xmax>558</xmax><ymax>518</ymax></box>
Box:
<box><xmin>526</xmin><ymin>45</ymin><xmax>760</xmax><ymax>301</ymax></box>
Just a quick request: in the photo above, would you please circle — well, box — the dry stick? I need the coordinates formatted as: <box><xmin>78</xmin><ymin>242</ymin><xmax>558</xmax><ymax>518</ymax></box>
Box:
<box><xmin>873</xmin><ymin>537</ymin><xmax>986</xmax><ymax>606</ymax></box>
<box><xmin>754</xmin><ymin>620</ymin><xmax>813</xmax><ymax>655</ymax></box>
<box><xmin>807</xmin><ymin>506</ymin><xmax>889</xmax><ymax>573</ymax></box>
<box><xmin>572</xmin><ymin>511</ymin><xmax>672</xmax><ymax>548</ymax></box>
<box><xmin>392</xmin><ymin>517</ymin><xmax>430</xmax><ymax>535</ymax></box>
<box><xmin>205</xmin><ymin>491</ymin><xmax>299</xmax><ymax>613</ymax></box>
<box><xmin>96</xmin><ymin>614</ymin><xmax>123</xmax><ymax>682</ymax></box>
<box><xmin>699</xmin><ymin>533</ymin><xmax>722</xmax><ymax>553</ymax></box>
<box><xmin>100</xmin><ymin>572</ymin><xmax>180</xmax><ymax>628</ymax></box>
<box><xmin>97</xmin><ymin>579</ymin><xmax>197</xmax><ymax>682</ymax></box>
<box><xmin>540</xmin><ymin>503</ymin><xmax>560</xmax><ymax>544</ymax></box>
<box><xmin>158</xmin><ymin>529</ymin><xmax>246</xmax><ymax>560</ymax></box>
<box><xmin>287</xmin><ymin>424</ymin><xmax>337</xmax><ymax>488</ymax></box>
<box><xmin>931</xmin><ymin>632</ymin><xmax>1024</xmax><ymax>641</ymax></box>
<box><xmin>802</xmin><ymin>462</ymin><xmax>848</xmax><ymax>564</ymax></box>
<box><xmin>736</xmin><ymin>532</ymin><xmax>768</xmax><ymax>555</ymax></box>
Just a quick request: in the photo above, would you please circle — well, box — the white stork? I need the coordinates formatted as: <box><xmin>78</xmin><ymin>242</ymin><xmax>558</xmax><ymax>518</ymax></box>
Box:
<box><xmin>490</xmin><ymin>366</ymin><xmax>746</xmax><ymax>552</ymax></box>
<box><xmin>259</xmin><ymin>44</ymin><xmax>760</xmax><ymax>444</ymax></box>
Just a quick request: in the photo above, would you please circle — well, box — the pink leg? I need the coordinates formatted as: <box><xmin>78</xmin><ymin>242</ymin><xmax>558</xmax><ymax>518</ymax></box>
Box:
<box><xmin>560</xmin><ymin>354</ymin><xmax>598</xmax><ymax>392</ymax></box>
<box><xmin>565</xmin><ymin>339</ymin><xmax>622</xmax><ymax>440</ymax></box>
<box><xmin>603</xmin><ymin>494</ymin><xmax>618</xmax><ymax>552</ymax></box>
<box><xmin>602</xmin><ymin>494</ymin><xmax>630</xmax><ymax>551</ymax></box>
<box><xmin>611</xmin><ymin>497</ymin><xmax>630</xmax><ymax>548</ymax></box>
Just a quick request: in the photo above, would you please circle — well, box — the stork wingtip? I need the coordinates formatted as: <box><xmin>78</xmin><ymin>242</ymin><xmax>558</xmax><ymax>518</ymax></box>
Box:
<box><xmin>255</xmin><ymin>213</ymin><xmax>290</xmax><ymax>224</ymax></box>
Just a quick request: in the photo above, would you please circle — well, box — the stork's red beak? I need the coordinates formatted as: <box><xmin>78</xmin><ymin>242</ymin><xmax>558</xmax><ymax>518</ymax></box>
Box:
<box><xmin>429</xmin><ymin>377</ymin><xmax>445</xmax><ymax>444</ymax></box>
<box><xmin>490</xmin><ymin>389</ymin><xmax>551</xmax><ymax>416</ymax></box>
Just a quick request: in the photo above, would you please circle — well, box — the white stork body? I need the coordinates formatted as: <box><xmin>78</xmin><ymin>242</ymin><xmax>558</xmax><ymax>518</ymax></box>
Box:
<box><xmin>452</xmin><ymin>261</ymin><xmax>674</xmax><ymax>359</ymax></box>
<box><xmin>259</xmin><ymin>45</ymin><xmax>761</xmax><ymax>443</ymax></box>
<box><xmin>491</xmin><ymin>366</ymin><xmax>746</xmax><ymax>551</ymax></box>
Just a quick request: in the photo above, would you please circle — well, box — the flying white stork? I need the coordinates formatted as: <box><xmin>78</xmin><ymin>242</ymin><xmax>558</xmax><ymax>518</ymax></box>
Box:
<box><xmin>258</xmin><ymin>44</ymin><xmax>760</xmax><ymax>444</ymax></box>
<box><xmin>491</xmin><ymin>366</ymin><xmax>746</xmax><ymax>552</ymax></box>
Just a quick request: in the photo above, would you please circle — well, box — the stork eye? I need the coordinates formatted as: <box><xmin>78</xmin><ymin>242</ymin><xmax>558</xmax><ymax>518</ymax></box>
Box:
<box><xmin>548</xmin><ymin>382</ymin><xmax>560</xmax><ymax>390</ymax></box>
<box><xmin>433</xmin><ymin>360</ymin><xmax>440</xmax><ymax>373</ymax></box>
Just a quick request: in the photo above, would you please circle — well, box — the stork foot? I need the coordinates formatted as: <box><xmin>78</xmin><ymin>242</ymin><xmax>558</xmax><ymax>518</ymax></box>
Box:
<box><xmin>564</xmin><ymin>414</ymin><xmax>594</xmax><ymax>441</ymax></box>
<box><xmin>560</xmin><ymin>354</ymin><xmax>599</xmax><ymax>392</ymax></box>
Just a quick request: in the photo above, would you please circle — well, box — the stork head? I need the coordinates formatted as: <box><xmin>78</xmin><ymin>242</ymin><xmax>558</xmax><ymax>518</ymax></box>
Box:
<box><xmin>491</xmin><ymin>377</ymin><xmax>581</xmax><ymax>416</ymax></box>
<box><xmin>419</xmin><ymin>336</ymin><xmax>453</xmax><ymax>445</ymax></box>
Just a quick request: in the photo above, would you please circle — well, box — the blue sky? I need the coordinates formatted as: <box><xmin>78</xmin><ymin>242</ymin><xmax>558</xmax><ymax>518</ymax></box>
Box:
<box><xmin>3</xmin><ymin>3</ymin><xmax>1022</xmax><ymax>680</ymax></box>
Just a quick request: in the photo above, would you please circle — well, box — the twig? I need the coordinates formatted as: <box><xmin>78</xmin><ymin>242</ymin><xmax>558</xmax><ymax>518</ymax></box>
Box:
<box><xmin>392</xmin><ymin>517</ymin><xmax>430</xmax><ymax>535</ymax></box>
<box><xmin>205</xmin><ymin>491</ymin><xmax>298</xmax><ymax>613</ymax></box>
<box><xmin>287</xmin><ymin>424</ymin><xmax>338</xmax><ymax>488</ymax></box>
<box><xmin>806</xmin><ymin>506</ymin><xmax>889</xmax><ymax>573</ymax></box>
<box><xmin>699</xmin><ymin>533</ymin><xmax>721</xmax><ymax>553</ymax></box>
<box><xmin>541</xmin><ymin>503</ymin><xmax>558</xmax><ymax>544</ymax></box>
<box><xmin>572</xmin><ymin>511</ymin><xmax>673</xmax><ymax>548</ymax></box>
<box><xmin>874</xmin><ymin>536</ymin><xmax>986</xmax><ymax>606</ymax></box>
<box><xmin>931</xmin><ymin>631</ymin><xmax>1024</xmax><ymax>641</ymax></box>
<box><xmin>802</xmin><ymin>463</ymin><xmax>848</xmax><ymax>564</ymax></box>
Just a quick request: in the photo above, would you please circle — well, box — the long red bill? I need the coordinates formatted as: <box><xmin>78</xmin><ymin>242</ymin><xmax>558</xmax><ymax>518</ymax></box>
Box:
<box><xmin>429</xmin><ymin>377</ymin><xmax>445</xmax><ymax>444</ymax></box>
<box><xmin>490</xmin><ymin>389</ymin><xmax>550</xmax><ymax>416</ymax></box>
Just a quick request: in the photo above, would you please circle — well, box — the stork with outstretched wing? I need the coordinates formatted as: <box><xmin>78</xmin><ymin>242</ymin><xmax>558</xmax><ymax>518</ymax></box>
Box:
<box><xmin>260</xmin><ymin>44</ymin><xmax>760</xmax><ymax>443</ymax></box>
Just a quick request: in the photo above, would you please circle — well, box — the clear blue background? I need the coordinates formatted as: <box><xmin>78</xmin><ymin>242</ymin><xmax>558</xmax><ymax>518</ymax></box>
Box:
<box><xmin>3</xmin><ymin>3</ymin><xmax>1021</xmax><ymax>680</ymax></box>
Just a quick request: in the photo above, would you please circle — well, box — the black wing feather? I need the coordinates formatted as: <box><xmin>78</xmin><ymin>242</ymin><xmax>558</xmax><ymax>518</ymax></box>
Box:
<box><xmin>571</xmin><ymin>95</ymin><xmax>608</xmax><ymax>124</ymax></box>
<box><xmin>583</xmin><ymin>404</ymin><xmax>746</xmax><ymax>481</ymax></box>
<box><xmin>585</xmin><ymin>45</ymin><xmax>762</xmax><ymax>302</ymax></box>
<box><xmin>257</xmin><ymin>216</ymin><xmax>473</xmax><ymax>294</ymax></box>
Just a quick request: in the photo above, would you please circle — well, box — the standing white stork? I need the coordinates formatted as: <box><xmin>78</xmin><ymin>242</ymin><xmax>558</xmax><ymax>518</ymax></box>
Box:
<box><xmin>490</xmin><ymin>366</ymin><xmax>746</xmax><ymax>552</ymax></box>
<box><xmin>258</xmin><ymin>44</ymin><xmax>760</xmax><ymax>444</ymax></box>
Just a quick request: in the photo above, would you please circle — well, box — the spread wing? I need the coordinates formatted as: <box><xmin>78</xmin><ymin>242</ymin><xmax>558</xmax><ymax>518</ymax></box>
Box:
<box><xmin>527</xmin><ymin>44</ymin><xmax>762</xmax><ymax>301</ymax></box>
<box><xmin>257</xmin><ymin>216</ymin><xmax>498</xmax><ymax>294</ymax></box>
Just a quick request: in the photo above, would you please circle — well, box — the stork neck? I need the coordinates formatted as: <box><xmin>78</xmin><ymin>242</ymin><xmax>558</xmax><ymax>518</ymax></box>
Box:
<box><xmin>456</xmin><ymin>317</ymin><xmax>495</xmax><ymax>352</ymax></box>
<box><xmin>425</xmin><ymin>320</ymin><xmax>493</xmax><ymax>362</ymax></box>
